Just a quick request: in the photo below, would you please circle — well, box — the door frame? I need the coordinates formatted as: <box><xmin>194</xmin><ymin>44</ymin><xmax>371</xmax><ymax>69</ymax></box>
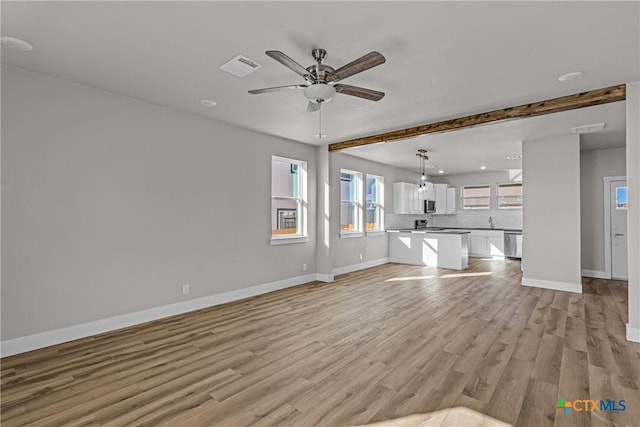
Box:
<box><xmin>604</xmin><ymin>176</ymin><xmax>627</xmax><ymax>279</ymax></box>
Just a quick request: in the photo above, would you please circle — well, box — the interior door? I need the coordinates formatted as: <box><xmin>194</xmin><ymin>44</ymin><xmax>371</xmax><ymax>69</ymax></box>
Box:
<box><xmin>610</xmin><ymin>180</ymin><xmax>628</xmax><ymax>280</ymax></box>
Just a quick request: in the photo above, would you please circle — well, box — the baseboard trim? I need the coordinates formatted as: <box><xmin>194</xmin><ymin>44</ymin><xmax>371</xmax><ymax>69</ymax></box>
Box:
<box><xmin>521</xmin><ymin>277</ymin><xmax>582</xmax><ymax>294</ymax></box>
<box><xmin>581</xmin><ymin>269</ymin><xmax>610</xmax><ymax>279</ymax></box>
<box><xmin>332</xmin><ymin>257</ymin><xmax>389</xmax><ymax>276</ymax></box>
<box><xmin>0</xmin><ymin>273</ymin><xmax>318</xmax><ymax>358</ymax></box>
<box><xmin>627</xmin><ymin>324</ymin><xmax>640</xmax><ymax>343</ymax></box>
<box><xmin>315</xmin><ymin>273</ymin><xmax>334</xmax><ymax>282</ymax></box>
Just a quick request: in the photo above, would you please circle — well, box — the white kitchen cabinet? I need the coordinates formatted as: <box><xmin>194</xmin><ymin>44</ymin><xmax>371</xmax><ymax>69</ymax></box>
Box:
<box><xmin>468</xmin><ymin>230</ymin><xmax>504</xmax><ymax>257</ymax></box>
<box><xmin>446</xmin><ymin>187</ymin><xmax>456</xmax><ymax>214</ymax></box>
<box><xmin>393</xmin><ymin>182</ymin><xmax>420</xmax><ymax>214</ymax></box>
<box><xmin>488</xmin><ymin>235</ymin><xmax>505</xmax><ymax>256</ymax></box>
<box><xmin>424</xmin><ymin>182</ymin><xmax>436</xmax><ymax>201</ymax></box>
<box><xmin>469</xmin><ymin>234</ymin><xmax>487</xmax><ymax>255</ymax></box>
<box><xmin>434</xmin><ymin>183</ymin><xmax>448</xmax><ymax>214</ymax></box>
<box><xmin>389</xmin><ymin>231</ymin><xmax>469</xmax><ymax>270</ymax></box>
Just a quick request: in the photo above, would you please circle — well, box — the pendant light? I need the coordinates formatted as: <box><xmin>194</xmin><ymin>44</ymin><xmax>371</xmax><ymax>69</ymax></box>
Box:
<box><xmin>416</xmin><ymin>149</ymin><xmax>429</xmax><ymax>192</ymax></box>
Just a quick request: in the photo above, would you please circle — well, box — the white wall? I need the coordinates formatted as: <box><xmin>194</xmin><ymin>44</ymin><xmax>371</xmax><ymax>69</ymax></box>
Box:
<box><xmin>330</xmin><ymin>152</ymin><xmax>414</xmax><ymax>271</ymax></box>
<box><xmin>580</xmin><ymin>147</ymin><xmax>626</xmax><ymax>274</ymax></box>
<box><xmin>1</xmin><ymin>65</ymin><xmax>318</xmax><ymax>341</ymax></box>
<box><xmin>430</xmin><ymin>170</ymin><xmax>523</xmax><ymax>229</ymax></box>
<box><xmin>626</xmin><ymin>81</ymin><xmax>640</xmax><ymax>342</ymax></box>
<box><xmin>522</xmin><ymin>134</ymin><xmax>582</xmax><ymax>293</ymax></box>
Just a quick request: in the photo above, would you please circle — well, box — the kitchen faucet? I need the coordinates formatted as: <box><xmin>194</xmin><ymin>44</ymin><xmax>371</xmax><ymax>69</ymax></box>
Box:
<box><xmin>489</xmin><ymin>216</ymin><xmax>495</xmax><ymax>229</ymax></box>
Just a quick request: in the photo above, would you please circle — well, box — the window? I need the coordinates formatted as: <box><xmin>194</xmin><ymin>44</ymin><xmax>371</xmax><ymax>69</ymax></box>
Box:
<box><xmin>461</xmin><ymin>185</ymin><xmax>491</xmax><ymax>210</ymax></box>
<box><xmin>498</xmin><ymin>183</ymin><xmax>523</xmax><ymax>209</ymax></box>
<box><xmin>616</xmin><ymin>186</ymin><xmax>628</xmax><ymax>210</ymax></box>
<box><xmin>271</xmin><ymin>156</ymin><xmax>307</xmax><ymax>241</ymax></box>
<box><xmin>366</xmin><ymin>175</ymin><xmax>384</xmax><ymax>232</ymax></box>
<box><xmin>340</xmin><ymin>169</ymin><xmax>363</xmax><ymax>234</ymax></box>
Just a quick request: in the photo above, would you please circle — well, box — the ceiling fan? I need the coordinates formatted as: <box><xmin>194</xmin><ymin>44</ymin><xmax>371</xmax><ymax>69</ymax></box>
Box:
<box><xmin>249</xmin><ymin>48</ymin><xmax>386</xmax><ymax>112</ymax></box>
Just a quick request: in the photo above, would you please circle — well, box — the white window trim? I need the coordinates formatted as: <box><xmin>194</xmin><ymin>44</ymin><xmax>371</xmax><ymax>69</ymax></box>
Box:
<box><xmin>461</xmin><ymin>184</ymin><xmax>491</xmax><ymax>210</ymax></box>
<box><xmin>340</xmin><ymin>232</ymin><xmax>365</xmax><ymax>239</ymax></box>
<box><xmin>340</xmin><ymin>169</ymin><xmax>363</xmax><ymax>235</ymax></box>
<box><xmin>270</xmin><ymin>156</ymin><xmax>308</xmax><ymax>245</ymax></box>
<box><xmin>366</xmin><ymin>174</ymin><xmax>385</xmax><ymax>234</ymax></box>
<box><xmin>496</xmin><ymin>182</ymin><xmax>523</xmax><ymax>210</ymax></box>
<box><xmin>271</xmin><ymin>236</ymin><xmax>310</xmax><ymax>245</ymax></box>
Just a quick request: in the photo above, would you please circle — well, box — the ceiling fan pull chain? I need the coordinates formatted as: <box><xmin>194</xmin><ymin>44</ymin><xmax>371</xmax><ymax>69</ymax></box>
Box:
<box><xmin>318</xmin><ymin>104</ymin><xmax>322</xmax><ymax>138</ymax></box>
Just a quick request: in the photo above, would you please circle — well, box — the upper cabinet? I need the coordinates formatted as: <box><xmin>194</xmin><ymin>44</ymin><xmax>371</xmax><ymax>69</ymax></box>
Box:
<box><xmin>446</xmin><ymin>187</ymin><xmax>456</xmax><ymax>214</ymax></box>
<box><xmin>433</xmin><ymin>184</ymin><xmax>457</xmax><ymax>215</ymax></box>
<box><xmin>424</xmin><ymin>182</ymin><xmax>436</xmax><ymax>201</ymax></box>
<box><xmin>393</xmin><ymin>182</ymin><xmax>421</xmax><ymax>214</ymax></box>
<box><xmin>434</xmin><ymin>184</ymin><xmax>448</xmax><ymax>214</ymax></box>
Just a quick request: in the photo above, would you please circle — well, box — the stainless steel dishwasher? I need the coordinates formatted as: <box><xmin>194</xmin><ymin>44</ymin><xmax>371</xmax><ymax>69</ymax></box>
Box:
<box><xmin>504</xmin><ymin>231</ymin><xmax>522</xmax><ymax>259</ymax></box>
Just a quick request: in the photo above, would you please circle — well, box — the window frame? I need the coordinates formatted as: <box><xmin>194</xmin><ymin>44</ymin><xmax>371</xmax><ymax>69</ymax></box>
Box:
<box><xmin>340</xmin><ymin>169</ymin><xmax>364</xmax><ymax>237</ymax></box>
<box><xmin>365</xmin><ymin>174</ymin><xmax>385</xmax><ymax>234</ymax></box>
<box><xmin>497</xmin><ymin>182</ymin><xmax>523</xmax><ymax>210</ymax></box>
<box><xmin>460</xmin><ymin>184</ymin><xmax>491</xmax><ymax>210</ymax></box>
<box><xmin>270</xmin><ymin>155</ymin><xmax>308</xmax><ymax>245</ymax></box>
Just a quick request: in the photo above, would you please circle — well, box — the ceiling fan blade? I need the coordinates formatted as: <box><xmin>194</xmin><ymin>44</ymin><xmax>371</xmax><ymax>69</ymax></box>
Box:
<box><xmin>307</xmin><ymin>101</ymin><xmax>321</xmax><ymax>113</ymax></box>
<box><xmin>266</xmin><ymin>51</ymin><xmax>312</xmax><ymax>79</ymax></box>
<box><xmin>248</xmin><ymin>84</ymin><xmax>306</xmax><ymax>95</ymax></box>
<box><xmin>334</xmin><ymin>84</ymin><xmax>385</xmax><ymax>101</ymax></box>
<box><xmin>327</xmin><ymin>51</ymin><xmax>386</xmax><ymax>82</ymax></box>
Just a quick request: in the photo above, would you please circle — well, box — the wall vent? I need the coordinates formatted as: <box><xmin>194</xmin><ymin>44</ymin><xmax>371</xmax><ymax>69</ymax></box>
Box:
<box><xmin>571</xmin><ymin>122</ymin><xmax>606</xmax><ymax>134</ymax></box>
<box><xmin>219</xmin><ymin>55</ymin><xmax>262</xmax><ymax>78</ymax></box>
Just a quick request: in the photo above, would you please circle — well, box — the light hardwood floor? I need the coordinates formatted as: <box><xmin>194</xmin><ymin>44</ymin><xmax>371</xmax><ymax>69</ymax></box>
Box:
<box><xmin>1</xmin><ymin>259</ymin><xmax>639</xmax><ymax>426</ymax></box>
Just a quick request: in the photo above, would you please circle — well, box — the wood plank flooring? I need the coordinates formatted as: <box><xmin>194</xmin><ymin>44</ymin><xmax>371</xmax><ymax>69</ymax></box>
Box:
<box><xmin>2</xmin><ymin>259</ymin><xmax>639</xmax><ymax>426</ymax></box>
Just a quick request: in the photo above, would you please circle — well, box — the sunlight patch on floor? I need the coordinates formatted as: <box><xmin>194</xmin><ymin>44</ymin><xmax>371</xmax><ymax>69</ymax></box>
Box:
<box><xmin>440</xmin><ymin>272</ymin><xmax>493</xmax><ymax>279</ymax></box>
<box><xmin>353</xmin><ymin>407</ymin><xmax>512</xmax><ymax>427</ymax></box>
<box><xmin>386</xmin><ymin>275</ymin><xmax>436</xmax><ymax>282</ymax></box>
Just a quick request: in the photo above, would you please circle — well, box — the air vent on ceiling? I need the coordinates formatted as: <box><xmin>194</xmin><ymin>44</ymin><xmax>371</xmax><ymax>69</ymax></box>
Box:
<box><xmin>571</xmin><ymin>122</ymin><xmax>606</xmax><ymax>134</ymax></box>
<box><xmin>219</xmin><ymin>55</ymin><xmax>262</xmax><ymax>78</ymax></box>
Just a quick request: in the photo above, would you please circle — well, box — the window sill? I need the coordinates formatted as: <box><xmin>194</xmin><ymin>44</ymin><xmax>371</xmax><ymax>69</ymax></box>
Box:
<box><xmin>270</xmin><ymin>236</ymin><xmax>309</xmax><ymax>246</ymax></box>
<box><xmin>340</xmin><ymin>232</ymin><xmax>365</xmax><ymax>239</ymax></box>
<box><xmin>366</xmin><ymin>230</ymin><xmax>386</xmax><ymax>236</ymax></box>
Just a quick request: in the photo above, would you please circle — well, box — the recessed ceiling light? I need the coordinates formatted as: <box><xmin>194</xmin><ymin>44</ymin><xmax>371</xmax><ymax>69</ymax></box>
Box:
<box><xmin>1</xmin><ymin>36</ymin><xmax>34</xmax><ymax>52</ymax></box>
<box><xmin>200</xmin><ymin>99</ymin><xmax>217</xmax><ymax>107</ymax></box>
<box><xmin>438</xmin><ymin>170</ymin><xmax>444</xmax><ymax>174</ymax></box>
<box><xmin>558</xmin><ymin>71</ymin><xmax>584</xmax><ymax>82</ymax></box>
<box><xmin>480</xmin><ymin>165</ymin><xmax>487</xmax><ymax>170</ymax></box>
<box><xmin>507</xmin><ymin>155</ymin><xmax>523</xmax><ymax>160</ymax></box>
<box><xmin>316</xmin><ymin>133</ymin><xmax>327</xmax><ymax>139</ymax></box>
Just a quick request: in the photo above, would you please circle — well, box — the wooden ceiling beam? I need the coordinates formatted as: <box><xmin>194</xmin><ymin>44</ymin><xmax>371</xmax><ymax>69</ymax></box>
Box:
<box><xmin>328</xmin><ymin>84</ymin><xmax>626</xmax><ymax>152</ymax></box>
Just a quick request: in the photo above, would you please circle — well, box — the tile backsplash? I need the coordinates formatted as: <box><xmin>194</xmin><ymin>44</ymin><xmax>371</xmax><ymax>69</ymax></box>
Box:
<box><xmin>430</xmin><ymin>209</ymin><xmax>522</xmax><ymax>229</ymax></box>
<box><xmin>385</xmin><ymin>214</ymin><xmax>431</xmax><ymax>230</ymax></box>
<box><xmin>386</xmin><ymin>209</ymin><xmax>522</xmax><ymax>230</ymax></box>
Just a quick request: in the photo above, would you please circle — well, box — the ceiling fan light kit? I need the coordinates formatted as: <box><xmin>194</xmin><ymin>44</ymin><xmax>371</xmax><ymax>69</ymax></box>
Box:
<box><xmin>249</xmin><ymin>48</ymin><xmax>386</xmax><ymax>115</ymax></box>
<box><xmin>304</xmin><ymin>83</ymin><xmax>336</xmax><ymax>103</ymax></box>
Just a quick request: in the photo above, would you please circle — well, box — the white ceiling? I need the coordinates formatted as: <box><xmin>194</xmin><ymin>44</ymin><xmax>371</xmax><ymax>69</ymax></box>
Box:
<box><xmin>2</xmin><ymin>1</ymin><xmax>638</xmax><ymax>150</ymax></box>
<box><xmin>343</xmin><ymin>101</ymin><xmax>627</xmax><ymax>175</ymax></box>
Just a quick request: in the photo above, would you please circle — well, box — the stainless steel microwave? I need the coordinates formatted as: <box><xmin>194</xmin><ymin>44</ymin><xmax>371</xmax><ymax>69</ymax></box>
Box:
<box><xmin>425</xmin><ymin>200</ymin><xmax>436</xmax><ymax>213</ymax></box>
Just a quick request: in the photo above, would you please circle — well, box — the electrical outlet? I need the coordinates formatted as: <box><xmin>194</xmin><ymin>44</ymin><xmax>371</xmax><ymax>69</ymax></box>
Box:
<box><xmin>303</xmin><ymin>263</ymin><xmax>308</xmax><ymax>271</ymax></box>
<box><xmin>359</xmin><ymin>253</ymin><xmax>364</xmax><ymax>260</ymax></box>
<box><xmin>182</xmin><ymin>284</ymin><xmax>190</xmax><ymax>295</ymax></box>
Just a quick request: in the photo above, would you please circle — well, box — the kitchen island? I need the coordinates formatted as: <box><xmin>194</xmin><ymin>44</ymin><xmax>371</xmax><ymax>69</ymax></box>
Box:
<box><xmin>388</xmin><ymin>229</ymin><xmax>470</xmax><ymax>270</ymax></box>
